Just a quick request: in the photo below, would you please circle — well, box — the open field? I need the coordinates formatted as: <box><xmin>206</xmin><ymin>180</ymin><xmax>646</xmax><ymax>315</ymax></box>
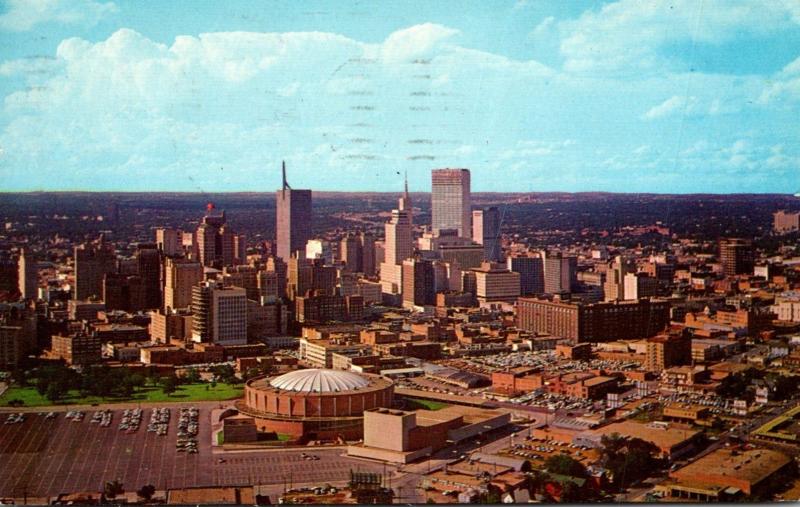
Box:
<box><xmin>0</xmin><ymin>383</ymin><xmax>243</xmax><ymax>407</ymax></box>
<box><xmin>0</xmin><ymin>403</ymin><xmax>388</xmax><ymax>499</ymax></box>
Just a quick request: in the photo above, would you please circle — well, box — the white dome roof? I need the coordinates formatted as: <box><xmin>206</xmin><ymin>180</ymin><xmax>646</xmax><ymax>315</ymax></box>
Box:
<box><xmin>269</xmin><ymin>368</ymin><xmax>370</xmax><ymax>393</ymax></box>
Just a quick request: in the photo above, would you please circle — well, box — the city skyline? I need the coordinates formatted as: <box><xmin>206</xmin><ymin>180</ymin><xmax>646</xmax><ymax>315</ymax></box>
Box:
<box><xmin>0</xmin><ymin>1</ymin><xmax>799</xmax><ymax>193</ymax></box>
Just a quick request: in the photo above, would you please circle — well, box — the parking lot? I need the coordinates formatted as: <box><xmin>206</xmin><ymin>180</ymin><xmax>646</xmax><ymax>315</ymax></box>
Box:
<box><xmin>0</xmin><ymin>404</ymin><xmax>388</xmax><ymax>498</ymax></box>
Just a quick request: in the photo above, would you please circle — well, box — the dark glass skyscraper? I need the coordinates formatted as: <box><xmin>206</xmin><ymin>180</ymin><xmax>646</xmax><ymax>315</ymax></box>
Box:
<box><xmin>276</xmin><ymin>162</ymin><xmax>312</xmax><ymax>261</ymax></box>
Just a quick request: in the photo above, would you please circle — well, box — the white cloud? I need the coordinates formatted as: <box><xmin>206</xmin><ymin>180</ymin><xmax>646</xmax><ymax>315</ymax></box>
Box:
<box><xmin>759</xmin><ymin>55</ymin><xmax>800</xmax><ymax>104</ymax></box>
<box><xmin>379</xmin><ymin>23</ymin><xmax>460</xmax><ymax>63</ymax></box>
<box><xmin>0</xmin><ymin>0</ymin><xmax>117</xmax><ymax>32</ymax></box>
<box><xmin>558</xmin><ymin>0</ymin><xmax>800</xmax><ymax>74</ymax></box>
<box><xmin>643</xmin><ymin>95</ymin><xmax>697</xmax><ymax>119</ymax></box>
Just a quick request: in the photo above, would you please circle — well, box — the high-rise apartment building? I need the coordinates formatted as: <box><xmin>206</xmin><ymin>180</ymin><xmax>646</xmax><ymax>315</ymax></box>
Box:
<box><xmin>276</xmin><ymin>162</ymin><xmax>312</xmax><ymax>261</ymax></box>
<box><xmin>507</xmin><ymin>254</ymin><xmax>544</xmax><ymax>295</ymax></box>
<box><xmin>472</xmin><ymin>207</ymin><xmax>502</xmax><ymax>262</ymax></box>
<box><xmin>164</xmin><ymin>258</ymin><xmax>203</xmax><ymax>311</ymax></box>
<box><xmin>719</xmin><ymin>238</ymin><xmax>754</xmax><ymax>277</ymax></box>
<box><xmin>191</xmin><ymin>281</ymin><xmax>247</xmax><ymax>345</ymax></box>
<box><xmin>543</xmin><ymin>251</ymin><xmax>577</xmax><ymax>295</ymax></box>
<box><xmin>74</xmin><ymin>235</ymin><xmax>117</xmax><ymax>300</ymax></box>
<box><xmin>17</xmin><ymin>248</ymin><xmax>37</xmax><ymax>300</ymax></box>
<box><xmin>431</xmin><ymin>168</ymin><xmax>471</xmax><ymax>237</ymax></box>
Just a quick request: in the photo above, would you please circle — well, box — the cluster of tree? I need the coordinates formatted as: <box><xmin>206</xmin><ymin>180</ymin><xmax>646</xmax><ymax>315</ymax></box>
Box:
<box><xmin>34</xmin><ymin>363</ymin><xmax>79</xmax><ymax>402</ymax></box>
<box><xmin>717</xmin><ymin>368</ymin><xmax>799</xmax><ymax>402</ymax></box>
<box><xmin>599</xmin><ymin>434</ymin><xmax>664</xmax><ymax>490</ymax></box>
<box><xmin>80</xmin><ymin>365</ymin><xmax>146</xmax><ymax>399</ymax></box>
<box><xmin>209</xmin><ymin>364</ymin><xmax>240</xmax><ymax>384</ymax></box>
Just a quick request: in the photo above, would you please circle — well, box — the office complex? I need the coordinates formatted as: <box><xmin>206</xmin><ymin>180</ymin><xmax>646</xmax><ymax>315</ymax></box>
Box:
<box><xmin>191</xmin><ymin>281</ymin><xmax>247</xmax><ymax>345</ymax></box>
<box><xmin>431</xmin><ymin>168</ymin><xmax>471</xmax><ymax>237</ymax></box>
<box><xmin>276</xmin><ymin>162</ymin><xmax>312</xmax><ymax>261</ymax></box>
<box><xmin>543</xmin><ymin>251</ymin><xmax>577</xmax><ymax>295</ymax></box>
<box><xmin>517</xmin><ymin>297</ymin><xmax>670</xmax><ymax>342</ymax></box>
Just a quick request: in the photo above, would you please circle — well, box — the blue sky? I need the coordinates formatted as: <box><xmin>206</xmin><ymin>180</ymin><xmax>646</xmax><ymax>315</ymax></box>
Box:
<box><xmin>0</xmin><ymin>0</ymin><xmax>799</xmax><ymax>193</ymax></box>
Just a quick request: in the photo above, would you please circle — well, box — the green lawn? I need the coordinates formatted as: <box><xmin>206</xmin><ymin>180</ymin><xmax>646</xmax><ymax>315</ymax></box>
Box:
<box><xmin>0</xmin><ymin>382</ymin><xmax>243</xmax><ymax>407</ymax></box>
<box><xmin>406</xmin><ymin>398</ymin><xmax>449</xmax><ymax>411</ymax></box>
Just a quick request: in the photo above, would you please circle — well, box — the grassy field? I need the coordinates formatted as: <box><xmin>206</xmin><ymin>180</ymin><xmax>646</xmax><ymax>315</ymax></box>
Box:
<box><xmin>0</xmin><ymin>382</ymin><xmax>243</xmax><ymax>407</ymax></box>
<box><xmin>405</xmin><ymin>398</ymin><xmax>449</xmax><ymax>411</ymax></box>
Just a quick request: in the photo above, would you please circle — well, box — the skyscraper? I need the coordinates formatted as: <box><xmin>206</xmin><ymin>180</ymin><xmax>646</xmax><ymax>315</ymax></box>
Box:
<box><xmin>136</xmin><ymin>243</ymin><xmax>162</xmax><ymax>309</ymax></box>
<box><xmin>195</xmin><ymin>205</ymin><xmax>245</xmax><ymax>269</ymax></box>
<box><xmin>276</xmin><ymin>162</ymin><xmax>312</xmax><ymax>261</ymax></box>
<box><xmin>74</xmin><ymin>235</ymin><xmax>117</xmax><ymax>300</ymax></box>
<box><xmin>431</xmin><ymin>168</ymin><xmax>471</xmax><ymax>237</ymax></box>
<box><xmin>380</xmin><ymin>178</ymin><xmax>414</xmax><ymax>296</ymax></box>
<box><xmin>155</xmin><ymin>228</ymin><xmax>181</xmax><ymax>257</ymax></box>
<box><xmin>507</xmin><ymin>254</ymin><xmax>544</xmax><ymax>295</ymax></box>
<box><xmin>17</xmin><ymin>248</ymin><xmax>37</xmax><ymax>300</ymax></box>
<box><xmin>472</xmin><ymin>207</ymin><xmax>502</xmax><ymax>262</ymax></box>
<box><xmin>604</xmin><ymin>255</ymin><xmax>635</xmax><ymax>301</ymax></box>
<box><xmin>543</xmin><ymin>251</ymin><xmax>577</xmax><ymax>295</ymax></box>
<box><xmin>164</xmin><ymin>258</ymin><xmax>204</xmax><ymax>311</ymax></box>
<box><xmin>402</xmin><ymin>258</ymin><xmax>435</xmax><ymax>309</ymax></box>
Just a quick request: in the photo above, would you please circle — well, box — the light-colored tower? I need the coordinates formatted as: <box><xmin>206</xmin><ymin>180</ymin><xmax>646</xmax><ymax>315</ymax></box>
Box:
<box><xmin>17</xmin><ymin>248</ymin><xmax>37</xmax><ymax>300</ymax></box>
<box><xmin>164</xmin><ymin>258</ymin><xmax>203</xmax><ymax>310</ymax></box>
<box><xmin>155</xmin><ymin>228</ymin><xmax>181</xmax><ymax>257</ymax></box>
<box><xmin>276</xmin><ymin>161</ymin><xmax>312</xmax><ymax>261</ymax></box>
<box><xmin>380</xmin><ymin>178</ymin><xmax>415</xmax><ymax>295</ymax></box>
<box><xmin>191</xmin><ymin>280</ymin><xmax>247</xmax><ymax>345</ymax></box>
<box><xmin>431</xmin><ymin>168</ymin><xmax>471</xmax><ymax>237</ymax></box>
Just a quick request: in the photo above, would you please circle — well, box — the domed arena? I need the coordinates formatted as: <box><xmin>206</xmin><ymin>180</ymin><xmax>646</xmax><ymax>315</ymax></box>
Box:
<box><xmin>237</xmin><ymin>368</ymin><xmax>394</xmax><ymax>441</ymax></box>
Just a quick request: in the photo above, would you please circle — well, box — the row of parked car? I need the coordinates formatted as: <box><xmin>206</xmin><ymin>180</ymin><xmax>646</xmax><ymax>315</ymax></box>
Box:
<box><xmin>118</xmin><ymin>408</ymin><xmax>143</xmax><ymax>432</ymax></box>
<box><xmin>65</xmin><ymin>410</ymin><xmax>85</xmax><ymax>422</ymax></box>
<box><xmin>176</xmin><ymin>407</ymin><xmax>199</xmax><ymax>454</ymax></box>
<box><xmin>4</xmin><ymin>413</ymin><xmax>25</xmax><ymax>424</ymax></box>
<box><xmin>90</xmin><ymin>409</ymin><xmax>113</xmax><ymax>427</ymax></box>
<box><xmin>147</xmin><ymin>407</ymin><xmax>170</xmax><ymax>436</ymax></box>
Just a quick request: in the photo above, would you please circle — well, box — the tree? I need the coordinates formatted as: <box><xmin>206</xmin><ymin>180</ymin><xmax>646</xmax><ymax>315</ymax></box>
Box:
<box><xmin>160</xmin><ymin>375</ymin><xmax>179</xmax><ymax>396</ymax></box>
<box><xmin>184</xmin><ymin>368</ymin><xmax>201</xmax><ymax>384</ymax></box>
<box><xmin>104</xmin><ymin>480</ymin><xmax>124</xmax><ymax>499</ymax></box>
<box><xmin>45</xmin><ymin>382</ymin><xmax>66</xmax><ymax>402</ymax></box>
<box><xmin>599</xmin><ymin>434</ymin><xmax>664</xmax><ymax>490</ymax></box>
<box><xmin>137</xmin><ymin>484</ymin><xmax>156</xmax><ymax>501</ymax></box>
<box><xmin>545</xmin><ymin>454</ymin><xmax>588</xmax><ymax>478</ymax></box>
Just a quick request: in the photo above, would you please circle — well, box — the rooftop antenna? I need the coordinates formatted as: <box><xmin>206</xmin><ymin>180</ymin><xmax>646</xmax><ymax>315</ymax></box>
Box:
<box><xmin>282</xmin><ymin>161</ymin><xmax>291</xmax><ymax>191</ymax></box>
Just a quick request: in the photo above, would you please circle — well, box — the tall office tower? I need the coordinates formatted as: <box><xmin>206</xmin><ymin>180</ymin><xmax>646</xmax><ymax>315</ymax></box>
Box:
<box><xmin>472</xmin><ymin>207</ymin><xmax>502</xmax><ymax>262</ymax></box>
<box><xmin>507</xmin><ymin>255</ymin><xmax>545</xmax><ymax>295</ymax></box>
<box><xmin>287</xmin><ymin>254</ymin><xmax>314</xmax><ymax>300</ymax></box>
<box><xmin>543</xmin><ymin>251</ymin><xmax>577</xmax><ymax>295</ymax></box>
<box><xmin>195</xmin><ymin>205</ymin><xmax>245</xmax><ymax>268</ymax></box>
<box><xmin>136</xmin><ymin>243</ymin><xmax>162</xmax><ymax>309</ymax></box>
<box><xmin>155</xmin><ymin>228</ymin><xmax>181</xmax><ymax>257</ymax></box>
<box><xmin>604</xmin><ymin>255</ymin><xmax>635</xmax><ymax>301</ymax></box>
<box><xmin>402</xmin><ymin>258</ymin><xmax>436</xmax><ymax>308</ymax></box>
<box><xmin>17</xmin><ymin>248</ymin><xmax>37</xmax><ymax>300</ymax></box>
<box><xmin>74</xmin><ymin>235</ymin><xmax>117</xmax><ymax>300</ymax></box>
<box><xmin>624</xmin><ymin>272</ymin><xmax>658</xmax><ymax>300</ymax></box>
<box><xmin>258</xmin><ymin>270</ymin><xmax>280</xmax><ymax>301</ymax></box>
<box><xmin>380</xmin><ymin>209</ymin><xmax>413</xmax><ymax>295</ymax></box>
<box><xmin>266</xmin><ymin>256</ymin><xmax>288</xmax><ymax>300</ymax></box>
<box><xmin>359</xmin><ymin>232</ymin><xmax>376</xmax><ymax>277</ymax></box>
<box><xmin>340</xmin><ymin>233</ymin><xmax>362</xmax><ymax>273</ymax></box>
<box><xmin>164</xmin><ymin>258</ymin><xmax>203</xmax><ymax>311</ymax></box>
<box><xmin>276</xmin><ymin>162</ymin><xmax>312</xmax><ymax>261</ymax></box>
<box><xmin>719</xmin><ymin>238</ymin><xmax>754</xmax><ymax>276</ymax></box>
<box><xmin>191</xmin><ymin>280</ymin><xmax>247</xmax><ymax>345</ymax></box>
<box><xmin>431</xmin><ymin>168</ymin><xmax>471</xmax><ymax>237</ymax></box>
<box><xmin>222</xmin><ymin>265</ymin><xmax>260</xmax><ymax>300</ymax></box>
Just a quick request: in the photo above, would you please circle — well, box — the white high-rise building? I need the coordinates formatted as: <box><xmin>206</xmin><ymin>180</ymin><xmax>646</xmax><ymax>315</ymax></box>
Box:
<box><xmin>431</xmin><ymin>168</ymin><xmax>471</xmax><ymax>237</ymax></box>
<box><xmin>191</xmin><ymin>281</ymin><xmax>247</xmax><ymax>345</ymax></box>
<box><xmin>380</xmin><ymin>178</ymin><xmax>414</xmax><ymax>295</ymax></box>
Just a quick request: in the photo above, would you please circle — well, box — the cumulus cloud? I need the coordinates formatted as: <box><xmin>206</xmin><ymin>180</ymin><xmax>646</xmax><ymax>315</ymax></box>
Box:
<box><xmin>643</xmin><ymin>95</ymin><xmax>698</xmax><ymax>119</ymax></box>
<box><xmin>558</xmin><ymin>0</ymin><xmax>800</xmax><ymax>73</ymax></box>
<box><xmin>0</xmin><ymin>0</ymin><xmax>117</xmax><ymax>32</ymax></box>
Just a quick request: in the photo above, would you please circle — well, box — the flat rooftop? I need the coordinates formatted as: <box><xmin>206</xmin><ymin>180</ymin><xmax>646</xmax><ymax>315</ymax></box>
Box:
<box><xmin>672</xmin><ymin>448</ymin><xmax>791</xmax><ymax>487</ymax></box>
<box><xmin>591</xmin><ymin>420</ymin><xmax>700</xmax><ymax>451</ymax></box>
